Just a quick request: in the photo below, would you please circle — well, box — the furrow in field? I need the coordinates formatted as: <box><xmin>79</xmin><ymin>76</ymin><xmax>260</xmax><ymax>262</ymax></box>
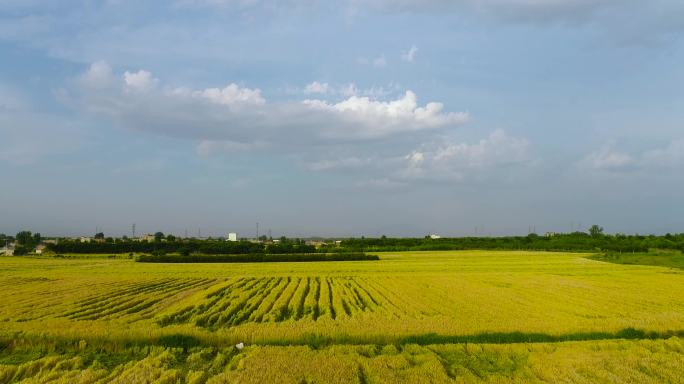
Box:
<box><xmin>272</xmin><ymin>278</ymin><xmax>301</xmax><ymax>322</ymax></box>
<box><xmin>329</xmin><ymin>278</ymin><xmax>350</xmax><ymax>320</ymax></box>
<box><xmin>197</xmin><ymin>280</ymin><xmax>265</xmax><ymax>328</ymax></box>
<box><xmin>250</xmin><ymin>278</ymin><xmax>290</xmax><ymax>323</ymax></box>
<box><xmin>302</xmin><ymin>277</ymin><xmax>319</xmax><ymax>320</ymax></box>
<box><xmin>295</xmin><ymin>277</ymin><xmax>311</xmax><ymax>320</ymax></box>
<box><xmin>204</xmin><ymin>278</ymin><xmax>274</xmax><ymax>327</ymax></box>
<box><xmin>339</xmin><ymin>278</ymin><xmax>365</xmax><ymax>316</ymax></box>
<box><xmin>312</xmin><ymin>277</ymin><xmax>322</xmax><ymax>321</ymax></box>
<box><xmin>228</xmin><ymin>278</ymin><xmax>282</xmax><ymax>326</ymax></box>
<box><xmin>326</xmin><ymin>278</ymin><xmax>337</xmax><ymax>320</ymax></box>
<box><xmin>316</xmin><ymin>276</ymin><xmax>332</xmax><ymax>320</ymax></box>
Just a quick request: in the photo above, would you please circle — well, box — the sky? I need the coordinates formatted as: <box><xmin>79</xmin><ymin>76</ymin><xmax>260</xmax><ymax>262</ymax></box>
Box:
<box><xmin>1</xmin><ymin>0</ymin><xmax>683</xmax><ymax>238</ymax></box>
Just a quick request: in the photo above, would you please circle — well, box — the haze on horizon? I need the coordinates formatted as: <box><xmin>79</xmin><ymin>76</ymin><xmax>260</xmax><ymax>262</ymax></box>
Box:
<box><xmin>1</xmin><ymin>0</ymin><xmax>683</xmax><ymax>238</ymax></box>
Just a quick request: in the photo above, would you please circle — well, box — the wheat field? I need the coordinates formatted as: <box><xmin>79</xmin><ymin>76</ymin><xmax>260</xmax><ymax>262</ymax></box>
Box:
<box><xmin>1</xmin><ymin>251</ymin><xmax>684</xmax><ymax>383</ymax></box>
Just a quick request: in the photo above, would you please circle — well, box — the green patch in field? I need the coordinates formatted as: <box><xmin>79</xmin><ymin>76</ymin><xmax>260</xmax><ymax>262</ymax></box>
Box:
<box><xmin>589</xmin><ymin>251</ymin><xmax>684</xmax><ymax>270</ymax></box>
<box><xmin>430</xmin><ymin>345</ymin><xmax>529</xmax><ymax>379</ymax></box>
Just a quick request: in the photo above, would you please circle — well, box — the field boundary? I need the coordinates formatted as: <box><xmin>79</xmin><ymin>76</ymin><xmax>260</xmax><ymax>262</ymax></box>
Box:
<box><xmin>136</xmin><ymin>253</ymin><xmax>378</xmax><ymax>263</ymax></box>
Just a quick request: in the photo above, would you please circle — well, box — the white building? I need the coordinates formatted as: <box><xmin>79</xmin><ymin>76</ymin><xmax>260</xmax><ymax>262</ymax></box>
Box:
<box><xmin>227</xmin><ymin>232</ymin><xmax>238</xmax><ymax>242</ymax></box>
<box><xmin>429</xmin><ymin>234</ymin><xmax>441</xmax><ymax>240</ymax></box>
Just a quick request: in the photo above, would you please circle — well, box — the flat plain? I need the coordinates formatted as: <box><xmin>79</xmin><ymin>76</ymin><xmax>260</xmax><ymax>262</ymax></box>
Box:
<box><xmin>1</xmin><ymin>251</ymin><xmax>684</xmax><ymax>383</ymax></box>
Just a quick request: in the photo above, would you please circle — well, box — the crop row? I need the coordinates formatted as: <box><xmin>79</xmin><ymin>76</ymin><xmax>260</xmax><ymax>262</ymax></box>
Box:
<box><xmin>61</xmin><ymin>278</ymin><xmax>217</xmax><ymax>321</ymax></box>
<box><xmin>158</xmin><ymin>277</ymin><xmax>401</xmax><ymax>328</ymax></box>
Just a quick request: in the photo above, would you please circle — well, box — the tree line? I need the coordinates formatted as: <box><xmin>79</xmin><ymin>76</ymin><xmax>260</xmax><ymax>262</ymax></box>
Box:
<box><xmin>136</xmin><ymin>252</ymin><xmax>376</xmax><ymax>263</ymax></box>
<box><xmin>322</xmin><ymin>230</ymin><xmax>684</xmax><ymax>253</ymax></box>
<box><xmin>4</xmin><ymin>226</ymin><xmax>684</xmax><ymax>256</ymax></box>
<box><xmin>46</xmin><ymin>237</ymin><xmax>315</xmax><ymax>255</ymax></box>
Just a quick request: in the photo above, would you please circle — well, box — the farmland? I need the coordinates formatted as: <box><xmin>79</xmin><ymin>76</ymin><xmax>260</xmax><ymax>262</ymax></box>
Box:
<box><xmin>2</xmin><ymin>250</ymin><xmax>684</xmax><ymax>383</ymax></box>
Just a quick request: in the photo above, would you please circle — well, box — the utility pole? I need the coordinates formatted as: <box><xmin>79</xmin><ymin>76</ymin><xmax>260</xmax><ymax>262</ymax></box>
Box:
<box><xmin>132</xmin><ymin>223</ymin><xmax>136</xmax><ymax>238</ymax></box>
<box><xmin>256</xmin><ymin>222</ymin><xmax>259</xmax><ymax>240</ymax></box>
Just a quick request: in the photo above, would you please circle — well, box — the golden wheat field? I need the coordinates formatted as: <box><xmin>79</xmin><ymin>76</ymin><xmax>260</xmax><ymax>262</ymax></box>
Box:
<box><xmin>1</xmin><ymin>251</ymin><xmax>684</xmax><ymax>383</ymax></box>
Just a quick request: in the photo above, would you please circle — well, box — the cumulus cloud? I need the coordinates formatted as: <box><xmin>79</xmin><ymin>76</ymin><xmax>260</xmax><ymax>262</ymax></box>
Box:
<box><xmin>399</xmin><ymin>129</ymin><xmax>531</xmax><ymax>180</ymax></box>
<box><xmin>307</xmin><ymin>130</ymin><xmax>533</xmax><ymax>185</ymax></box>
<box><xmin>65</xmin><ymin>62</ymin><xmax>467</xmax><ymax>146</ymax></box>
<box><xmin>184</xmin><ymin>83</ymin><xmax>266</xmax><ymax>106</ymax></box>
<box><xmin>582</xmin><ymin>139</ymin><xmax>684</xmax><ymax>172</ymax></box>
<box><xmin>79</xmin><ymin>61</ymin><xmax>114</xmax><ymax>89</ymax></box>
<box><xmin>123</xmin><ymin>70</ymin><xmax>157</xmax><ymax>92</ymax></box>
<box><xmin>303</xmin><ymin>91</ymin><xmax>468</xmax><ymax>139</ymax></box>
<box><xmin>401</xmin><ymin>45</ymin><xmax>418</xmax><ymax>62</ymax></box>
<box><xmin>296</xmin><ymin>82</ymin><xmax>398</xmax><ymax>99</ymax></box>
<box><xmin>303</xmin><ymin>81</ymin><xmax>329</xmax><ymax>94</ymax></box>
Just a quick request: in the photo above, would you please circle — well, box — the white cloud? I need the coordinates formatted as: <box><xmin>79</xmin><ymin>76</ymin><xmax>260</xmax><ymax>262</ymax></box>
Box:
<box><xmin>340</xmin><ymin>83</ymin><xmax>358</xmax><ymax>97</ymax></box>
<box><xmin>297</xmin><ymin>82</ymin><xmax>397</xmax><ymax>98</ymax></box>
<box><xmin>67</xmin><ymin>62</ymin><xmax>467</xmax><ymax>145</ymax></box>
<box><xmin>582</xmin><ymin>139</ymin><xmax>684</xmax><ymax>172</ymax></box>
<box><xmin>399</xmin><ymin>130</ymin><xmax>531</xmax><ymax>180</ymax></box>
<box><xmin>373</xmin><ymin>54</ymin><xmax>387</xmax><ymax>68</ymax></box>
<box><xmin>303</xmin><ymin>81</ymin><xmax>329</xmax><ymax>94</ymax></box>
<box><xmin>401</xmin><ymin>45</ymin><xmax>418</xmax><ymax>62</ymax></box>
<box><xmin>123</xmin><ymin>70</ymin><xmax>157</xmax><ymax>92</ymax></box>
<box><xmin>307</xmin><ymin>130</ymin><xmax>534</xmax><ymax>185</ymax></box>
<box><xmin>303</xmin><ymin>91</ymin><xmax>468</xmax><ymax>139</ymax></box>
<box><xmin>79</xmin><ymin>61</ymin><xmax>114</xmax><ymax>89</ymax></box>
<box><xmin>183</xmin><ymin>83</ymin><xmax>266</xmax><ymax>106</ymax></box>
<box><xmin>432</xmin><ymin>129</ymin><xmax>529</xmax><ymax>167</ymax></box>
<box><xmin>582</xmin><ymin>146</ymin><xmax>635</xmax><ymax>171</ymax></box>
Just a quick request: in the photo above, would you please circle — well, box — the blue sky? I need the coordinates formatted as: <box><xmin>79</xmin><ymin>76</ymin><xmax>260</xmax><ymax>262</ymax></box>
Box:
<box><xmin>1</xmin><ymin>0</ymin><xmax>683</xmax><ymax>237</ymax></box>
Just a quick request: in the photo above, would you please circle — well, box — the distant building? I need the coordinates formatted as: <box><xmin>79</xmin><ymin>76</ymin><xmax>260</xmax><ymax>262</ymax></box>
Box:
<box><xmin>429</xmin><ymin>234</ymin><xmax>441</xmax><ymax>240</ymax></box>
<box><xmin>142</xmin><ymin>234</ymin><xmax>155</xmax><ymax>242</ymax></box>
<box><xmin>35</xmin><ymin>245</ymin><xmax>46</xmax><ymax>254</ymax></box>
<box><xmin>227</xmin><ymin>232</ymin><xmax>238</xmax><ymax>242</ymax></box>
<box><xmin>0</xmin><ymin>245</ymin><xmax>14</xmax><ymax>256</ymax></box>
<box><xmin>80</xmin><ymin>237</ymin><xmax>91</xmax><ymax>243</ymax></box>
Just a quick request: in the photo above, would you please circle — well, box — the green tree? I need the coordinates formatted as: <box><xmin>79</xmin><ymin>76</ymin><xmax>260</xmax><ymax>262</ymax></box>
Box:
<box><xmin>94</xmin><ymin>232</ymin><xmax>105</xmax><ymax>240</ymax></box>
<box><xmin>154</xmin><ymin>232</ymin><xmax>165</xmax><ymax>242</ymax></box>
<box><xmin>589</xmin><ymin>225</ymin><xmax>604</xmax><ymax>237</ymax></box>
<box><xmin>166</xmin><ymin>234</ymin><xmax>176</xmax><ymax>242</ymax></box>
<box><xmin>13</xmin><ymin>246</ymin><xmax>30</xmax><ymax>256</ymax></box>
<box><xmin>16</xmin><ymin>231</ymin><xmax>34</xmax><ymax>246</ymax></box>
